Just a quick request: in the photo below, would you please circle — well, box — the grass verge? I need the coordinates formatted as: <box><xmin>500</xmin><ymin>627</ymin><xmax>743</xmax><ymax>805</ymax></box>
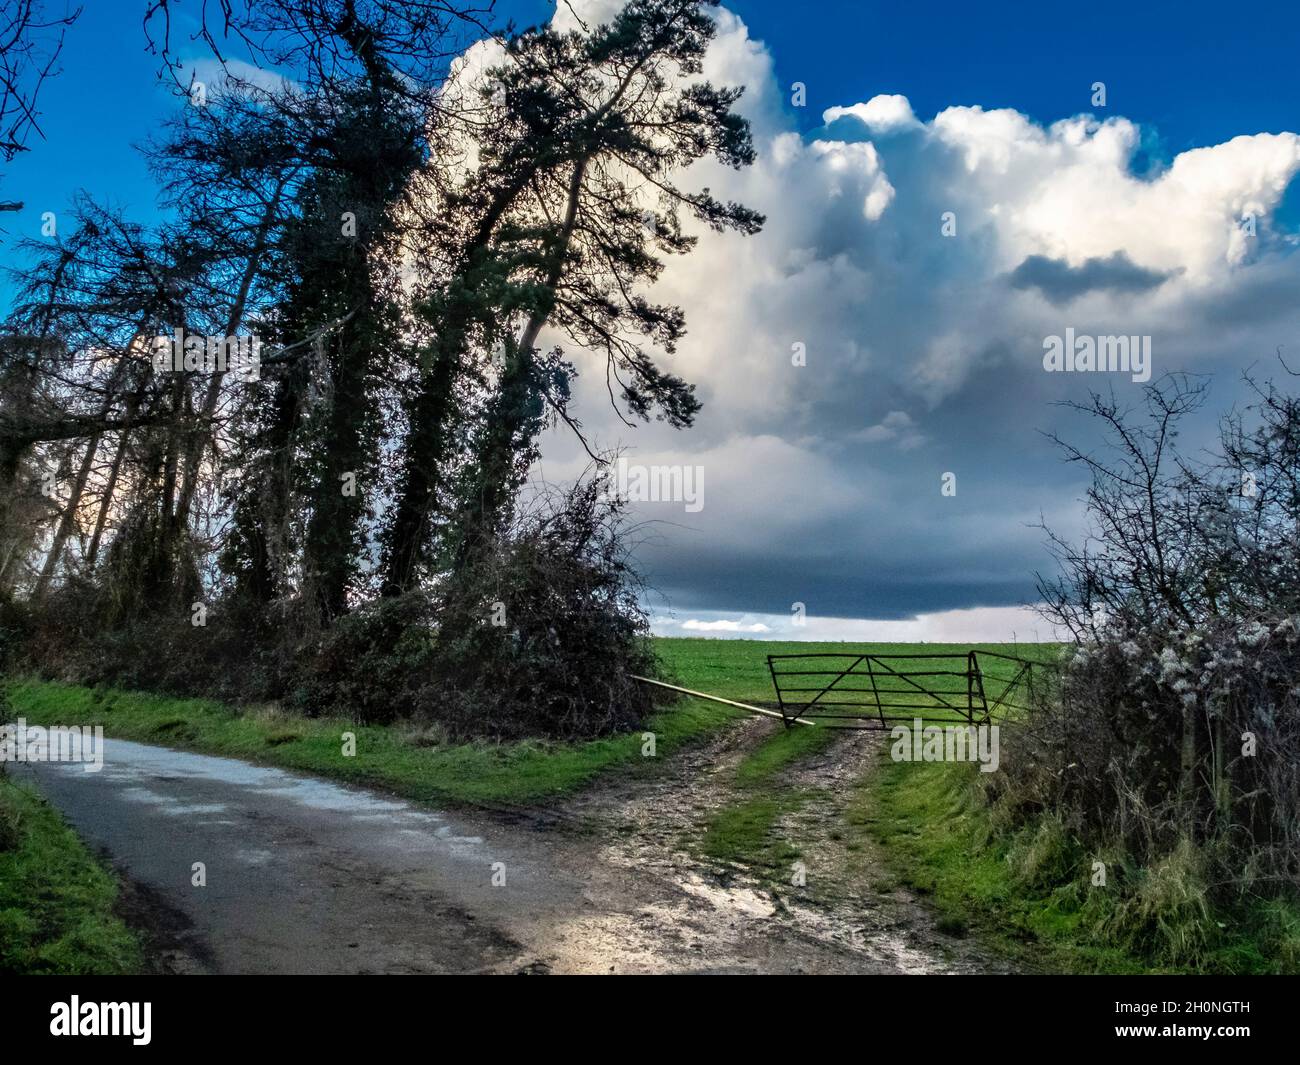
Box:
<box><xmin>0</xmin><ymin>772</ymin><xmax>142</xmax><ymax>974</ymax></box>
<box><xmin>3</xmin><ymin>676</ymin><xmax>739</xmax><ymax>808</ymax></box>
<box><xmin>860</xmin><ymin>754</ymin><xmax>1300</xmax><ymax>974</ymax></box>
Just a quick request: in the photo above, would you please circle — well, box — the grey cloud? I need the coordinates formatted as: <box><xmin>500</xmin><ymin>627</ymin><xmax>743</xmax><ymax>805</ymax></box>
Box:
<box><xmin>1007</xmin><ymin>252</ymin><xmax>1178</xmax><ymax>305</ymax></box>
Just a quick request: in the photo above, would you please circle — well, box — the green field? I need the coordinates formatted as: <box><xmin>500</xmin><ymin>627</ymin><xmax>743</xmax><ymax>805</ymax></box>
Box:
<box><xmin>658</xmin><ymin>637</ymin><xmax>1054</xmax><ymax>706</ymax></box>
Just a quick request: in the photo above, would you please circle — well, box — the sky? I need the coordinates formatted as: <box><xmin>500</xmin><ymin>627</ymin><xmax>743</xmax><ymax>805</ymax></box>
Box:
<box><xmin>4</xmin><ymin>0</ymin><xmax>1299</xmax><ymax>642</ymax></box>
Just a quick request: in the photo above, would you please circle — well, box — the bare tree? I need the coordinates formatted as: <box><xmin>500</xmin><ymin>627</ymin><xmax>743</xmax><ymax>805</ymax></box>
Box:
<box><xmin>1036</xmin><ymin>374</ymin><xmax>1211</xmax><ymax>638</ymax></box>
<box><xmin>0</xmin><ymin>0</ymin><xmax>80</xmax><ymax>210</ymax></box>
<box><xmin>1019</xmin><ymin>366</ymin><xmax>1300</xmax><ymax>907</ymax></box>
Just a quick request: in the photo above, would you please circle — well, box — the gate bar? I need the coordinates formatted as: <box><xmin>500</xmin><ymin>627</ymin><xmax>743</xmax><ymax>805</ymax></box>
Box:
<box><xmin>631</xmin><ymin>675</ymin><xmax>815</xmax><ymax>726</ymax></box>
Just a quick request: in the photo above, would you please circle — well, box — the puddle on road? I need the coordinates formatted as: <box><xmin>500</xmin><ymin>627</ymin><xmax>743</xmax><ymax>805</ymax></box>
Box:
<box><xmin>115</xmin><ymin>785</ymin><xmax>230</xmax><ymax>818</ymax></box>
<box><xmin>677</xmin><ymin>873</ymin><xmax>777</xmax><ymax>918</ymax></box>
<box><xmin>65</xmin><ymin>738</ymin><xmax>489</xmax><ymax>856</ymax></box>
<box><xmin>234</xmin><ymin>848</ymin><xmax>275</xmax><ymax>866</ymax></box>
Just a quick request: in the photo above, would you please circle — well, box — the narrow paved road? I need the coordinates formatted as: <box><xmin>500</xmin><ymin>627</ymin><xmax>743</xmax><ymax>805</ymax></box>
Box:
<box><xmin>13</xmin><ymin>734</ymin><xmax>1005</xmax><ymax>974</ymax></box>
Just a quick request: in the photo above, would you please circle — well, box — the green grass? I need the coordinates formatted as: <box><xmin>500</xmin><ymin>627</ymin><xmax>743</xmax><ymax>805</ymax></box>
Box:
<box><xmin>0</xmin><ymin>773</ymin><xmax>143</xmax><ymax>974</ymax></box>
<box><xmin>702</xmin><ymin>797</ymin><xmax>801</xmax><ymax>869</ymax></box>
<box><xmin>699</xmin><ymin>721</ymin><xmax>837</xmax><ymax>871</ymax></box>
<box><xmin>860</xmin><ymin>756</ymin><xmax>1139</xmax><ymax>972</ymax></box>
<box><xmin>664</xmin><ymin>638</ymin><xmax>1300</xmax><ymax>974</ymax></box>
<box><xmin>860</xmin><ymin>754</ymin><xmax>1300</xmax><ymax>974</ymax></box>
<box><xmin>3</xmin><ymin>676</ymin><xmax>738</xmax><ymax>807</ymax></box>
<box><xmin>666</xmin><ymin>637</ymin><xmax>869</xmax><ymax>871</ymax></box>
<box><xmin>732</xmin><ymin>719</ymin><xmax>833</xmax><ymax>788</ymax></box>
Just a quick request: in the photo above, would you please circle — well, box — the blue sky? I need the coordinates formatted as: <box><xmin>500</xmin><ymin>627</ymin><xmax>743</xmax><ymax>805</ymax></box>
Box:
<box><xmin>737</xmin><ymin>0</ymin><xmax>1300</xmax><ymax>149</ymax></box>
<box><xmin>4</xmin><ymin>1</ymin><xmax>1299</xmax><ymax>641</ymax></box>
<box><xmin>6</xmin><ymin>1</ymin><xmax>1297</xmax><ymax>236</ymax></box>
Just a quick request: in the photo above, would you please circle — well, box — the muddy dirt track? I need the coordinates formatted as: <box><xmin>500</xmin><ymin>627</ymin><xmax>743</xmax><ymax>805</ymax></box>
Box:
<box><xmin>13</xmin><ymin>718</ymin><xmax>1012</xmax><ymax>974</ymax></box>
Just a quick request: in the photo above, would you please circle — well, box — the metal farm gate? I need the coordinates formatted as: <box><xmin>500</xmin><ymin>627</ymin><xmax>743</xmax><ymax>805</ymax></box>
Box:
<box><xmin>765</xmin><ymin>650</ymin><xmax>1051</xmax><ymax>729</ymax></box>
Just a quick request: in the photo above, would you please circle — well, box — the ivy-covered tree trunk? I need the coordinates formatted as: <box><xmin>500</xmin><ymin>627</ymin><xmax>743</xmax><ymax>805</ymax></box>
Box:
<box><xmin>453</xmin><ymin>158</ymin><xmax>587</xmax><ymax>567</ymax></box>
<box><xmin>380</xmin><ymin>314</ymin><xmax>468</xmax><ymax>596</ymax></box>
<box><xmin>301</xmin><ymin>316</ymin><xmax>378</xmax><ymax>620</ymax></box>
<box><xmin>293</xmin><ymin>87</ymin><xmax>421</xmax><ymax>621</ymax></box>
<box><xmin>223</xmin><ymin>371</ymin><xmax>303</xmax><ymax>605</ymax></box>
<box><xmin>379</xmin><ymin>177</ymin><xmax>538</xmax><ymax>596</ymax></box>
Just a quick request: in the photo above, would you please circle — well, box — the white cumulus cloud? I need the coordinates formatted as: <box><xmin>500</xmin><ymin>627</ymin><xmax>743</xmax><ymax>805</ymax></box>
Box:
<box><xmin>521</xmin><ymin>3</ymin><xmax>1300</xmax><ymax>635</ymax></box>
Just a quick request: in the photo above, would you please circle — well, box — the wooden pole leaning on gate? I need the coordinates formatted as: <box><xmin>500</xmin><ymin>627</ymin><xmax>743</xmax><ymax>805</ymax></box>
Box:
<box><xmin>630</xmin><ymin>675</ymin><xmax>816</xmax><ymax>726</ymax></box>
